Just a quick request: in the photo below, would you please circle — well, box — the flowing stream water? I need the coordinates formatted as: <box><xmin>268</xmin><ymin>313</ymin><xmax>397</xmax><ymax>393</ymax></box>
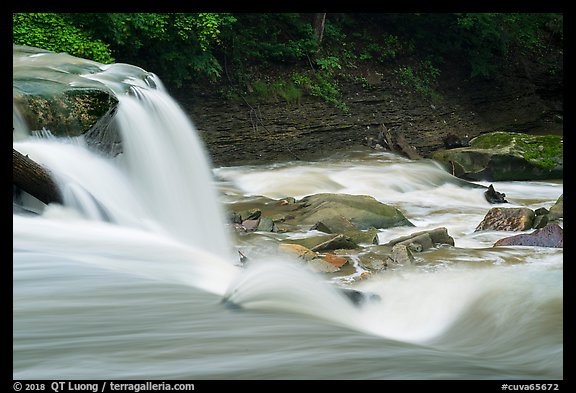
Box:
<box><xmin>13</xmin><ymin>54</ymin><xmax>563</xmax><ymax>381</ymax></box>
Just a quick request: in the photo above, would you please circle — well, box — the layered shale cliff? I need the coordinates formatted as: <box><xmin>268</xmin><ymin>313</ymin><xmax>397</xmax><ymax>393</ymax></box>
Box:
<box><xmin>174</xmin><ymin>59</ymin><xmax>562</xmax><ymax>167</ymax></box>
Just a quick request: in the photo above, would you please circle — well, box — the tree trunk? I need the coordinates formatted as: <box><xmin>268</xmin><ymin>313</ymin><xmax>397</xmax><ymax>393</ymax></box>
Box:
<box><xmin>13</xmin><ymin>148</ymin><xmax>63</xmax><ymax>205</ymax></box>
<box><xmin>313</xmin><ymin>13</ymin><xmax>326</xmax><ymax>45</ymax></box>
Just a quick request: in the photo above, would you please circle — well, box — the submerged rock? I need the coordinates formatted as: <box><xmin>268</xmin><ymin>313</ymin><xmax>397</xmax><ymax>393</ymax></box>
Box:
<box><xmin>307</xmin><ymin>258</ymin><xmax>341</xmax><ymax>273</ymax></box>
<box><xmin>278</xmin><ymin>243</ymin><xmax>317</xmax><ymax>261</ymax></box>
<box><xmin>484</xmin><ymin>184</ymin><xmax>508</xmax><ymax>204</ymax></box>
<box><xmin>339</xmin><ymin>288</ymin><xmax>381</xmax><ymax>306</ymax></box>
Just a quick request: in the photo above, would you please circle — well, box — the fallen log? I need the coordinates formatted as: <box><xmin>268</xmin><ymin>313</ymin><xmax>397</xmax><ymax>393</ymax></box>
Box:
<box><xmin>378</xmin><ymin>124</ymin><xmax>395</xmax><ymax>151</ymax></box>
<box><xmin>375</xmin><ymin>125</ymin><xmax>422</xmax><ymax>160</ymax></box>
<box><xmin>13</xmin><ymin>148</ymin><xmax>63</xmax><ymax>205</ymax></box>
<box><xmin>396</xmin><ymin>133</ymin><xmax>423</xmax><ymax>160</ymax></box>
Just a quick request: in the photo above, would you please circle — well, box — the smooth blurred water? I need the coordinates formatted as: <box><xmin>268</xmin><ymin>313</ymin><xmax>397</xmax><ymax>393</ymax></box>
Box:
<box><xmin>13</xmin><ymin>148</ymin><xmax>564</xmax><ymax>381</ymax></box>
<box><xmin>13</xmin><ymin>51</ymin><xmax>563</xmax><ymax>380</ymax></box>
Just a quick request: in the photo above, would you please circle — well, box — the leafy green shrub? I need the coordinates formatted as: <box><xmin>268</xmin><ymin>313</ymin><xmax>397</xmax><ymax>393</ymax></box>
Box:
<box><xmin>455</xmin><ymin>13</ymin><xmax>562</xmax><ymax>77</ymax></box>
<box><xmin>396</xmin><ymin>60</ymin><xmax>441</xmax><ymax>102</ymax></box>
<box><xmin>222</xmin><ymin>13</ymin><xmax>318</xmax><ymax>67</ymax></box>
<box><xmin>292</xmin><ymin>71</ymin><xmax>348</xmax><ymax>113</ymax></box>
<box><xmin>13</xmin><ymin>13</ymin><xmax>237</xmax><ymax>87</ymax></box>
<box><xmin>68</xmin><ymin>13</ymin><xmax>237</xmax><ymax>86</ymax></box>
<box><xmin>13</xmin><ymin>13</ymin><xmax>114</xmax><ymax>64</ymax></box>
<box><xmin>249</xmin><ymin>79</ymin><xmax>302</xmax><ymax>105</ymax></box>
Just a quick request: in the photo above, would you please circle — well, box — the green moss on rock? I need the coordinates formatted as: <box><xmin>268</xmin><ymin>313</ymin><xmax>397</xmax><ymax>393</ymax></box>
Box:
<box><xmin>470</xmin><ymin>131</ymin><xmax>563</xmax><ymax>170</ymax></box>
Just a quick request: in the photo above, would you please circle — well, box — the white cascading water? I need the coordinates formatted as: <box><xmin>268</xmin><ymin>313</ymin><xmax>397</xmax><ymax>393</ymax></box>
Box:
<box><xmin>13</xmin><ymin>58</ymin><xmax>365</xmax><ymax>327</ymax></box>
<box><xmin>86</xmin><ymin>65</ymin><xmax>237</xmax><ymax>261</ymax></box>
<box><xmin>13</xmin><ymin>52</ymin><xmax>563</xmax><ymax>379</ymax></box>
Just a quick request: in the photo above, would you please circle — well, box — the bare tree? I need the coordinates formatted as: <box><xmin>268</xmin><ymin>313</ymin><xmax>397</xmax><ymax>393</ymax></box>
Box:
<box><xmin>313</xmin><ymin>13</ymin><xmax>326</xmax><ymax>45</ymax></box>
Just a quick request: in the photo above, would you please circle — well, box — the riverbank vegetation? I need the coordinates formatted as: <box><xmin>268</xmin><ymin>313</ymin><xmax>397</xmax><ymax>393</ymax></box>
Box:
<box><xmin>13</xmin><ymin>13</ymin><xmax>563</xmax><ymax>110</ymax></box>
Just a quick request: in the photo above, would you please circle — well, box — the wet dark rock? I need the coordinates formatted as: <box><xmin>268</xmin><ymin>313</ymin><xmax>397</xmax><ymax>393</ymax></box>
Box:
<box><xmin>240</xmin><ymin>208</ymin><xmax>262</xmax><ymax>221</ymax></box>
<box><xmin>494</xmin><ymin>223</ymin><xmax>563</xmax><ymax>248</ymax></box>
<box><xmin>339</xmin><ymin>288</ymin><xmax>381</xmax><ymax>306</ymax></box>
<box><xmin>241</xmin><ymin>218</ymin><xmax>260</xmax><ymax>232</ymax></box>
<box><xmin>256</xmin><ymin>217</ymin><xmax>275</xmax><ymax>232</ymax></box>
<box><xmin>442</xmin><ymin>133</ymin><xmax>470</xmax><ymax>149</ymax></box>
<box><xmin>532</xmin><ymin>214</ymin><xmax>549</xmax><ymax>229</ymax></box>
<box><xmin>475</xmin><ymin>207</ymin><xmax>535</xmax><ymax>232</ymax></box>
<box><xmin>284</xmin><ymin>233</ymin><xmax>359</xmax><ymax>252</ymax></box>
<box><xmin>229</xmin><ymin>211</ymin><xmax>242</xmax><ymax>224</ymax></box>
<box><xmin>388</xmin><ymin>244</ymin><xmax>415</xmax><ymax>265</ymax></box>
<box><xmin>548</xmin><ymin>194</ymin><xmax>563</xmax><ymax>221</ymax></box>
<box><xmin>385</xmin><ymin>227</ymin><xmax>455</xmax><ymax>250</ymax></box>
<box><xmin>484</xmin><ymin>184</ymin><xmax>508</xmax><ymax>204</ymax></box>
<box><xmin>431</xmin><ymin>132</ymin><xmax>563</xmax><ymax>181</ymax></box>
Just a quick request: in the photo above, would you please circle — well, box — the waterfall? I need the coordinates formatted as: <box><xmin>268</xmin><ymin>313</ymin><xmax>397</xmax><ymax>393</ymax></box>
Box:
<box><xmin>13</xmin><ymin>103</ymin><xmax>29</xmax><ymax>141</ymax></box>
<box><xmin>13</xmin><ymin>51</ymin><xmax>563</xmax><ymax>380</ymax></box>
<box><xmin>14</xmin><ymin>59</ymin><xmax>235</xmax><ymax>262</ymax></box>
<box><xmin>96</xmin><ymin>68</ymin><xmax>235</xmax><ymax>261</ymax></box>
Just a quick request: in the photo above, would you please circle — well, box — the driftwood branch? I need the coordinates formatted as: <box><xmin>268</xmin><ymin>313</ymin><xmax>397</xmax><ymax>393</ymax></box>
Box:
<box><xmin>378</xmin><ymin>124</ymin><xmax>395</xmax><ymax>152</ymax></box>
<box><xmin>376</xmin><ymin>125</ymin><xmax>422</xmax><ymax>160</ymax></box>
<box><xmin>13</xmin><ymin>148</ymin><xmax>63</xmax><ymax>205</ymax></box>
<box><xmin>396</xmin><ymin>133</ymin><xmax>423</xmax><ymax>160</ymax></box>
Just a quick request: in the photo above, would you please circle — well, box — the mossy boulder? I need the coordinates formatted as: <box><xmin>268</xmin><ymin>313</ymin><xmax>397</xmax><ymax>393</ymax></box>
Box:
<box><xmin>13</xmin><ymin>45</ymin><xmax>120</xmax><ymax>153</ymax></box>
<box><xmin>431</xmin><ymin>131</ymin><xmax>563</xmax><ymax>181</ymax></box>
<box><xmin>284</xmin><ymin>193</ymin><xmax>414</xmax><ymax>230</ymax></box>
<box><xmin>13</xmin><ymin>88</ymin><xmax>118</xmax><ymax>137</ymax></box>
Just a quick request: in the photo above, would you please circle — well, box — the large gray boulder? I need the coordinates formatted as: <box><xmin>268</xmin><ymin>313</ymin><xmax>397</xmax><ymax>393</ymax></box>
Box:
<box><xmin>431</xmin><ymin>131</ymin><xmax>563</xmax><ymax>181</ymax></box>
<box><xmin>284</xmin><ymin>193</ymin><xmax>414</xmax><ymax>230</ymax></box>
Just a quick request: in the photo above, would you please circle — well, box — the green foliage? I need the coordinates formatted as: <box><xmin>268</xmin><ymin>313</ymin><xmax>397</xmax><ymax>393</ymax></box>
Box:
<box><xmin>13</xmin><ymin>13</ymin><xmax>236</xmax><ymax>87</ymax></box>
<box><xmin>396</xmin><ymin>60</ymin><xmax>442</xmax><ymax>102</ymax></box>
<box><xmin>250</xmin><ymin>79</ymin><xmax>302</xmax><ymax>105</ymax></box>
<box><xmin>219</xmin><ymin>14</ymin><xmax>351</xmax><ymax>112</ymax></box>
<box><xmin>354</xmin><ymin>32</ymin><xmax>403</xmax><ymax>63</ymax></box>
<box><xmin>12</xmin><ymin>13</ymin><xmax>114</xmax><ymax>64</ymax></box>
<box><xmin>471</xmin><ymin>132</ymin><xmax>563</xmax><ymax>170</ymax></box>
<box><xmin>13</xmin><ymin>12</ymin><xmax>562</xmax><ymax>93</ymax></box>
<box><xmin>292</xmin><ymin>71</ymin><xmax>348</xmax><ymax>113</ymax></box>
<box><xmin>222</xmin><ymin>13</ymin><xmax>318</xmax><ymax>67</ymax></box>
<box><xmin>356</xmin><ymin>13</ymin><xmax>562</xmax><ymax>79</ymax></box>
<box><xmin>67</xmin><ymin>13</ymin><xmax>237</xmax><ymax>87</ymax></box>
<box><xmin>316</xmin><ymin>56</ymin><xmax>342</xmax><ymax>72</ymax></box>
<box><xmin>354</xmin><ymin>76</ymin><xmax>372</xmax><ymax>89</ymax></box>
<box><xmin>455</xmin><ymin>13</ymin><xmax>563</xmax><ymax>77</ymax></box>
